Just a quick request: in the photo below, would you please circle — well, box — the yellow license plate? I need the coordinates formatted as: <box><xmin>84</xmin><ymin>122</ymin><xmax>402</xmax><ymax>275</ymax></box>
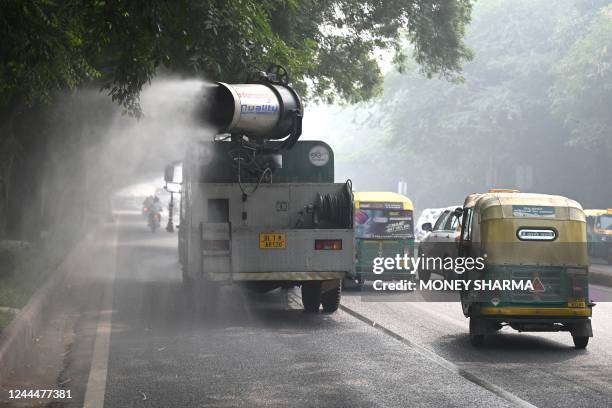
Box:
<box><xmin>568</xmin><ymin>299</ymin><xmax>586</xmax><ymax>308</ymax></box>
<box><xmin>259</xmin><ymin>233</ymin><xmax>286</xmax><ymax>249</ymax></box>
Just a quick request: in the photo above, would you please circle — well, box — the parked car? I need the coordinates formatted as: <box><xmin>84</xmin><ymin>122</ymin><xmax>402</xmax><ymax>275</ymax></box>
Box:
<box><xmin>417</xmin><ymin>206</ymin><xmax>463</xmax><ymax>281</ymax></box>
<box><xmin>414</xmin><ymin>208</ymin><xmax>446</xmax><ymax>241</ymax></box>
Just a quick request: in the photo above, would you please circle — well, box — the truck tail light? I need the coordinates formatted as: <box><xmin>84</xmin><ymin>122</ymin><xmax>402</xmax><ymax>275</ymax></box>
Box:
<box><xmin>315</xmin><ymin>239</ymin><xmax>342</xmax><ymax>250</ymax></box>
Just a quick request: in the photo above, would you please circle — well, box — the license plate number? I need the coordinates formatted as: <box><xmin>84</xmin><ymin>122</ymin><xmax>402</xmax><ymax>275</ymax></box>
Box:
<box><xmin>259</xmin><ymin>233</ymin><xmax>286</xmax><ymax>249</ymax></box>
<box><xmin>568</xmin><ymin>299</ymin><xmax>586</xmax><ymax>308</ymax></box>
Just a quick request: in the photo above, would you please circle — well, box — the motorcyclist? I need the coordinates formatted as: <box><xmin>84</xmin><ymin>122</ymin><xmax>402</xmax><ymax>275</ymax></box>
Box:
<box><xmin>142</xmin><ymin>195</ymin><xmax>154</xmax><ymax>216</ymax></box>
<box><xmin>151</xmin><ymin>196</ymin><xmax>163</xmax><ymax>213</ymax></box>
<box><xmin>148</xmin><ymin>196</ymin><xmax>163</xmax><ymax>228</ymax></box>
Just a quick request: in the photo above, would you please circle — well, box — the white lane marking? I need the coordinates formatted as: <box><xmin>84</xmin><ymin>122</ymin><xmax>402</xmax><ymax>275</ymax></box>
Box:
<box><xmin>83</xmin><ymin>222</ymin><xmax>119</xmax><ymax>408</ymax></box>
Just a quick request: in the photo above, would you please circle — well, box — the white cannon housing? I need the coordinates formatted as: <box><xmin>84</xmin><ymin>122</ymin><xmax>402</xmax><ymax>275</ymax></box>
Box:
<box><xmin>204</xmin><ymin>82</ymin><xmax>302</xmax><ymax>139</ymax></box>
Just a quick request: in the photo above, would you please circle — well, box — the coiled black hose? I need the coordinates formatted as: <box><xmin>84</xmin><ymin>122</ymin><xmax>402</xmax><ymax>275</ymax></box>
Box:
<box><xmin>314</xmin><ymin>180</ymin><xmax>353</xmax><ymax>228</ymax></box>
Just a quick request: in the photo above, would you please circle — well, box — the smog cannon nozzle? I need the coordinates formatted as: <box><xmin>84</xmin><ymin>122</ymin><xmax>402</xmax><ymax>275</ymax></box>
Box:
<box><xmin>197</xmin><ymin>67</ymin><xmax>303</xmax><ymax>147</ymax></box>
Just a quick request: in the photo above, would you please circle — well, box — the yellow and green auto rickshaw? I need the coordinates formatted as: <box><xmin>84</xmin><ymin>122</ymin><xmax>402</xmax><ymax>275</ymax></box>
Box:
<box><xmin>458</xmin><ymin>190</ymin><xmax>593</xmax><ymax>348</ymax></box>
<box><xmin>350</xmin><ymin>192</ymin><xmax>415</xmax><ymax>286</ymax></box>
<box><xmin>585</xmin><ymin>209</ymin><xmax>612</xmax><ymax>264</ymax></box>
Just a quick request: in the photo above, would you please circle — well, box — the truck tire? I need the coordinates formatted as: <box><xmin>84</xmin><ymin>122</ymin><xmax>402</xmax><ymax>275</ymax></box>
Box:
<box><xmin>321</xmin><ymin>279</ymin><xmax>341</xmax><ymax>313</ymax></box>
<box><xmin>301</xmin><ymin>281</ymin><xmax>322</xmax><ymax>313</ymax></box>
<box><xmin>572</xmin><ymin>335</ymin><xmax>589</xmax><ymax>349</ymax></box>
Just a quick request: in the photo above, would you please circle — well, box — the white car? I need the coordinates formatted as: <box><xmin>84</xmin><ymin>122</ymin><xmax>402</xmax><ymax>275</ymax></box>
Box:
<box><xmin>414</xmin><ymin>208</ymin><xmax>446</xmax><ymax>241</ymax></box>
<box><xmin>417</xmin><ymin>206</ymin><xmax>463</xmax><ymax>281</ymax></box>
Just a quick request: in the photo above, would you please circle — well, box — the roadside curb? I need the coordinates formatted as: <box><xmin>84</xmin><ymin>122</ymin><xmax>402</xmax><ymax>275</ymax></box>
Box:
<box><xmin>0</xmin><ymin>227</ymin><xmax>100</xmax><ymax>385</ymax></box>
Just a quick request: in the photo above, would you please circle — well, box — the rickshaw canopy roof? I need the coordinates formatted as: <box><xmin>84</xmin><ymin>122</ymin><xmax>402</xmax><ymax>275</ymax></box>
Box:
<box><xmin>354</xmin><ymin>192</ymin><xmax>414</xmax><ymax>211</ymax></box>
<box><xmin>464</xmin><ymin>192</ymin><xmax>585</xmax><ymax>222</ymax></box>
<box><xmin>584</xmin><ymin>209</ymin><xmax>612</xmax><ymax>217</ymax></box>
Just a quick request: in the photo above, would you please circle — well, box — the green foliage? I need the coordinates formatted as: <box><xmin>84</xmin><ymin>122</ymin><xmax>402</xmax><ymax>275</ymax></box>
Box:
<box><xmin>333</xmin><ymin>0</ymin><xmax>612</xmax><ymax>208</ymax></box>
<box><xmin>0</xmin><ymin>2</ymin><xmax>100</xmax><ymax>107</ymax></box>
<box><xmin>0</xmin><ymin>0</ymin><xmax>474</xmax><ymax>115</ymax></box>
<box><xmin>551</xmin><ymin>5</ymin><xmax>612</xmax><ymax>151</ymax></box>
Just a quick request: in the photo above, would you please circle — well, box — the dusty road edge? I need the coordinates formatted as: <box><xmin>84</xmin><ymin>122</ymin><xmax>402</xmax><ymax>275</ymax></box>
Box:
<box><xmin>82</xmin><ymin>220</ymin><xmax>118</xmax><ymax>408</ymax></box>
<box><xmin>0</xmin><ymin>227</ymin><xmax>101</xmax><ymax>385</ymax></box>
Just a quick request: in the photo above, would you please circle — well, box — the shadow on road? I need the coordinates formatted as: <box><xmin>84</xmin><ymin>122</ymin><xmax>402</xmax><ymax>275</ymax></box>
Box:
<box><xmin>432</xmin><ymin>331</ymin><xmax>585</xmax><ymax>365</ymax></box>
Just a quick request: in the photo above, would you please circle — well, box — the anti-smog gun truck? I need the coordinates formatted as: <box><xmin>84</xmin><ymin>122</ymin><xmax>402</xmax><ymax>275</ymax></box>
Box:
<box><xmin>164</xmin><ymin>66</ymin><xmax>354</xmax><ymax>313</ymax></box>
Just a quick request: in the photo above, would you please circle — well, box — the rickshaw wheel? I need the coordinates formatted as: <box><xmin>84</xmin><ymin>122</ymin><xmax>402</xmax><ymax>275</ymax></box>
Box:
<box><xmin>418</xmin><ymin>265</ymin><xmax>431</xmax><ymax>282</ymax></box>
<box><xmin>572</xmin><ymin>336</ymin><xmax>589</xmax><ymax>349</ymax></box>
<box><xmin>469</xmin><ymin>318</ymin><xmax>486</xmax><ymax>347</ymax></box>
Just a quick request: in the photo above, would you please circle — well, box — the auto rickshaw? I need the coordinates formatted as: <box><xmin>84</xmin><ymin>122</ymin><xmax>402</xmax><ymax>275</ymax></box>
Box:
<box><xmin>350</xmin><ymin>192</ymin><xmax>415</xmax><ymax>286</ymax></box>
<box><xmin>458</xmin><ymin>189</ymin><xmax>593</xmax><ymax>349</ymax></box>
<box><xmin>585</xmin><ymin>209</ymin><xmax>612</xmax><ymax>264</ymax></box>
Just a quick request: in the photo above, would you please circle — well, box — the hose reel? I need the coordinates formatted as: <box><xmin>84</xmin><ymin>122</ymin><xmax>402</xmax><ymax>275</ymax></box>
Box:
<box><xmin>313</xmin><ymin>180</ymin><xmax>354</xmax><ymax>229</ymax></box>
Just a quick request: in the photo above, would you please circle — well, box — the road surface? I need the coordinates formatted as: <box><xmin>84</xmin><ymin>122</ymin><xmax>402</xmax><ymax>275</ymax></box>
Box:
<box><xmin>1</xmin><ymin>211</ymin><xmax>611</xmax><ymax>407</ymax></box>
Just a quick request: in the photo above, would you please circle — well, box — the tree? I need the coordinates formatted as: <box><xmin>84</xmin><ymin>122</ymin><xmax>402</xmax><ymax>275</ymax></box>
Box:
<box><xmin>550</xmin><ymin>4</ymin><xmax>612</xmax><ymax>154</ymax></box>
<box><xmin>328</xmin><ymin>0</ymin><xmax>612</xmax><ymax>209</ymax></box>
<box><xmin>0</xmin><ymin>0</ymin><xmax>474</xmax><ymax>239</ymax></box>
<box><xmin>1</xmin><ymin>0</ymin><xmax>473</xmax><ymax>114</ymax></box>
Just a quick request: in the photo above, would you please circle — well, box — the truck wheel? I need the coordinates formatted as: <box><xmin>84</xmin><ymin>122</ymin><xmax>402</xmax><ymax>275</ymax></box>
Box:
<box><xmin>572</xmin><ymin>336</ymin><xmax>589</xmax><ymax>349</ymax></box>
<box><xmin>469</xmin><ymin>317</ymin><xmax>485</xmax><ymax>347</ymax></box>
<box><xmin>321</xmin><ymin>279</ymin><xmax>341</xmax><ymax>313</ymax></box>
<box><xmin>302</xmin><ymin>281</ymin><xmax>321</xmax><ymax>313</ymax></box>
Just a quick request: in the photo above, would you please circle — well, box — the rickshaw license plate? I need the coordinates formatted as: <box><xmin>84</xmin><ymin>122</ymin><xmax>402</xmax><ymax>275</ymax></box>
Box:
<box><xmin>568</xmin><ymin>299</ymin><xmax>586</xmax><ymax>308</ymax></box>
<box><xmin>259</xmin><ymin>233</ymin><xmax>286</xmax><ymax>249</ymax></box>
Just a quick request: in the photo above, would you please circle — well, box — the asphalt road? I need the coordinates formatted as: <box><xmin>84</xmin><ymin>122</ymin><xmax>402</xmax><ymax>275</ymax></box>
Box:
<box><xmin>2</xmin><ymin>211</ymin><xmax>612</xmax><ymax>407</ymax></box>
<box><xmin>84</xmin><ymin>212</ymin><xmax>512</xmax><ymax>408</ymax></box>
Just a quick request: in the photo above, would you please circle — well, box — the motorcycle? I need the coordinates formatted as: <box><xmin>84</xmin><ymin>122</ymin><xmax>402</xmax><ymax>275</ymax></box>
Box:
<box><xmin>148</xmin><ymin>211</ymin><xmax>161</xmax><ymax>232</ymax></box>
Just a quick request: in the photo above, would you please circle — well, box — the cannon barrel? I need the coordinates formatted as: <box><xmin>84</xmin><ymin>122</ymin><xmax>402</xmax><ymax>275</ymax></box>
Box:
<box><xmin>201</xmin><ymin>82</ymin><xmax>302</xmax><ymax>140</ymax></box>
